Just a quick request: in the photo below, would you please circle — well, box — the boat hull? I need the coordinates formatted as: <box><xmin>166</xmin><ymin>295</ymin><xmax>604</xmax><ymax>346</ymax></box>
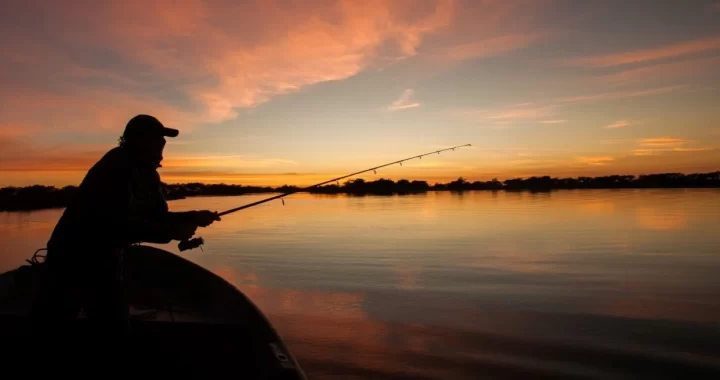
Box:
<box><xmin>0</xmin><ymin>245</ymin><xmax>306</xmax><ymax>379</ymax></box>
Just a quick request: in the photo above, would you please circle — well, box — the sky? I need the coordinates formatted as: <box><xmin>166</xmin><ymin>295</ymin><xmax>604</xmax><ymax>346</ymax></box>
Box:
<box><xmin>1</xmin><ymin>0</ymin><xmax>719</xmax><ymax>187</ymax></box>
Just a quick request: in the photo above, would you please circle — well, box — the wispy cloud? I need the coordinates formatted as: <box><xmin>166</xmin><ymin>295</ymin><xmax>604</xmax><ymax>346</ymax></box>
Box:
<box><xmin>555</xmin><ymin>85</ymin><xmax>688</xmax><ymax>104</ymax></box>
<box><xmin>604</xmin><ymin>120</ymin><xmax>630</xmax><ymax>129</ymax></box>
<box><xmin>461</xmin><ymin>84</ymin><xmax>685</xmax><ymax>125</ymax></box>
<box><xmin>0</xmin><ymin>134</ymin><xmax>296</xmax><ymax>174</ymax></box>
<box><xmin>576</xmin><ymin>156</ymin><xmax>614</xmax><ymax>166</ymax></box>
<box><xmin>156</xmin><ymin>171</ymin><xmax>348</xmax><ymax>187</ymax></box>
<box><xmin>486</xmin><ymin>106</ymin><xmax>555</xmax><ymax>120</ymax></box>
<box><xmin>0</xmin><ymin>140</ymin><xmax>107</xmax><ymax>172</ymax></box>
<box><xmin>565</xmin><ymin>35</ymin><xmax>720</xmax><ymax>67</ymax></box>
<box><xmin>632</xmin><ymin>137</ymin><xmax>712</xmax><ymax>156</ymax></box>
<box><xmin>631</xmin><ymin>148</ymin><xmax>711</xmax><ymax>156</ymax></box>
<box><xmin>464</xmin><ymin>104</ymin><xmax>556</xmax><ymax>121</ymax></box>
<box><xmin>388</xmin><ymin>89</ymin><xmax>421</xmax><ymax>111</ymax></box>
<box><xmin>638</xmin><ymin>137</ymin><xmax>689</xmax><ymax>147</ymax></box>
<box><xmin>671</xmin><ymin>147</ymin><xmax>713</xmax><ymax>152</ymax></box>
<box><xmin>162</xmin><ymin>155</ymin><xmax>297</xmax><ymax>169</ymax></box>
<box><xmin>432</xmin><ymin>32</ymin><xmax>542</xmax><ymax>62</ymax></box>
<box><xmin>632</xmin><ymin>149</ymin><xmax>657</xmax><ymax>156</ymax></box>
<box><xmin>600</xmin><ymin>139</ymin><xmax>634</xmax><ymax>145</ymax></box>
<box><xmin>594</xmin><ymin>57</ymin><xmax>720</xmax><ymax>86</ymax></box>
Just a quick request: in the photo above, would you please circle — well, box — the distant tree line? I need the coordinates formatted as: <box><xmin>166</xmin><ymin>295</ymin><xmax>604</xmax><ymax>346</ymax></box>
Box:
<box><xmin>0</xmin><ymin>185</ymin><xmax>79</xmax><ymax>212</ymax></box>
<box><xmin>1</xmin><ymin>171</ymin><xmax>718</xmax><ymax>211</ymax></box>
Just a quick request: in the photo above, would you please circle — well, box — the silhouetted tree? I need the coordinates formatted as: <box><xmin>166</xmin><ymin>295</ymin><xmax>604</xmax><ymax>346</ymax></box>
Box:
<box><xmin>447</xmin><ymin>177</ymin><xmax>469</xmax><ymax>191</ymax></box>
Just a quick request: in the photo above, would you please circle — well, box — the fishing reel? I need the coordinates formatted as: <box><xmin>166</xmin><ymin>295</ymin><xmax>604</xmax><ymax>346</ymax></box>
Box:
<box><xmin>178</xmin><ymin>237</ymin><xmax>204</xmax><ymax>251</ymax></box>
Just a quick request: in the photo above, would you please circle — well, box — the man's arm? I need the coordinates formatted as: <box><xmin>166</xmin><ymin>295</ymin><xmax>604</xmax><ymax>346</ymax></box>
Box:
<box><xmin>166</xmin><ymin>210</ymin><xmax>221</xmax><ymax>228</ymax></box>
<box><xmin>124</xmin><ymin>168</ymin><xmax>197</xmax><ymax>245</ymax></box>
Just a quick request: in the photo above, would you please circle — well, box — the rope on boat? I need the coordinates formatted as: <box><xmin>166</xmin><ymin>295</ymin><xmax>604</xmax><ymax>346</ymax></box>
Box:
<box><xmin>26</xmin><ymin>248</ymin><xmax>47</xmax><ymax>266</ymax></box>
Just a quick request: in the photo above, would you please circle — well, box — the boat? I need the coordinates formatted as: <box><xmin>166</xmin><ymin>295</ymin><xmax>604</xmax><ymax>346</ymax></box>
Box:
<box><xmin>0</xmin><ymin>244</ymin><xmax>307</xmax><ymax>379</ymax></box>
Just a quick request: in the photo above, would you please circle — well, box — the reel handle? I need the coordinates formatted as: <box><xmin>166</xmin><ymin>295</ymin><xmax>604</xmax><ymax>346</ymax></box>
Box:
<box><xmin>178</xmin><ymin>237</ymin><xmax>204</xmax><ymax>251</ymax></box>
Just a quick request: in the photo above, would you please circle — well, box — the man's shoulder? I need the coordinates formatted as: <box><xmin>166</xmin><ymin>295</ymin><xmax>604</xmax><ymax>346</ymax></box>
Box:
<box><xmin>101</xmin><ymin>146</ymin><xmax>128</xmax><ymax>161</ymax></box>
<box><xmin>81</xmin><ymin>147</ymin><xmax>131</xmax><ymax>184</ymax></box>
<box><xmin>94</xmin><ymin>146</ymin><xmax>130</xmax><ymax>169</ymax></box>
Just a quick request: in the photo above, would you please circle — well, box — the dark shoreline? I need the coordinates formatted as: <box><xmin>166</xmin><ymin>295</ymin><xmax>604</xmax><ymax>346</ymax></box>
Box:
<box><xmin>1</xmin><ymin>172</ymin><xmax>718</xmax><ymax>212</ymax></box>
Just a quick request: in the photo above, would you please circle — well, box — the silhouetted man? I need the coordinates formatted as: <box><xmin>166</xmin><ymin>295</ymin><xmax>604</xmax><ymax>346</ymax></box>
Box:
<box><xmin>32</xmin><ymin>114</ymin><xmax>219</xmax><ymax>337</ymax></box>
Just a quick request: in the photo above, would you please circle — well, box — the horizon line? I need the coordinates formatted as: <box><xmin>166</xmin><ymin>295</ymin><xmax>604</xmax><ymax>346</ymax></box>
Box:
<box><xmin>3</xmin><ymin>170</ymin><xmax>718</xmax><ymax>189</ymax></box>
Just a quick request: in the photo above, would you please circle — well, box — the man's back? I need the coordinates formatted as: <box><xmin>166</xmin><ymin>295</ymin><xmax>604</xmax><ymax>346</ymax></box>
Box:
<box><xmin>47</xmin><ymin>146</ymin><xmax>167</xmax><ymax>252</ymax></box>
<box><xmin>48</xmin><ymin>147</ymin><xmax>129</xmax><ymax>250</ymax></box>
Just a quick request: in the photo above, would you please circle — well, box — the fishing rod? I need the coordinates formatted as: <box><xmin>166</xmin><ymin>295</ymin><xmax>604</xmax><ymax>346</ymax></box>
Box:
<box><xmin>178</xmin><ymin>143</ymin><xmax>471</xmax><ymax>251</ymax></box>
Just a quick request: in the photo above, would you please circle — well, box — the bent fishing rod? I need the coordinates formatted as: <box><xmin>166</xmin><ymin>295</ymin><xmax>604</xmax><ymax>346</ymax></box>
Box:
<box><xmin>179</xmin><ymin>143</ymin><xmax>471</xmax><ymax>251</ymax></box>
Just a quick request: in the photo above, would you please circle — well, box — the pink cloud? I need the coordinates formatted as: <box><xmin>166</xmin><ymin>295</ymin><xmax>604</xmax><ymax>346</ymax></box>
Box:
<box><xmin>3</xmin><ymin>0</ymin><xmax>458</xmax><ymax>126</ymax></box>
<box><xmin>195</xmin><ymin>1</ymin><xmax>455</xmax><ymax>121</ymax></box>
<box><xmin>631</xmin><ymin>148</ymin><xmax>713</xmax><ymax>156</ymax></box>
<box><xmin>604</xmin><ymin>120</ymin><xmax>630</xmax><ymax>129</ymax></box>
<box><xmin>672</xmin><ymin>147</ymin><xmax>713</xmax><ymax>152</ymax></box>
<box><xmin>190</xmin><ymin>1</ymin><xmax>453</xmax><ymax>116</ymax></box>
<box><xmin>632</xmin><ymin>149</ymin><xmax>657</xmax><ymax>156</ymax></box>
<box><xmin>473</xmin><ymin>104</ymin><xmax>557</xmax><ymax>121</ymax></box>
<box><xmin>565</xmin><ymin>35</ymin><xmax>720</xmax><ymax>67</ymax></box>
<box><xmin>576</xmin><ymin>156</ymin><xmax>614</xmax><ymax>166</ymax></box>
<box><xmin>388</xmin><ymin>89</ymin><xmax>421</xmax><ymax>111</ymax></box>
<box><xmin>631</xmin><ymin>137</ymin><xmax>713</xmax><ymax>156</ymax></box>
<box><xmin>638</xmin><ymin>137</ymin><xmax>689</xmax><ymax>147</ymax></box>
<box><xmin>1</xmin><ymin>0</ymin><xmax>552</xmax><ymax>141</ymax></box>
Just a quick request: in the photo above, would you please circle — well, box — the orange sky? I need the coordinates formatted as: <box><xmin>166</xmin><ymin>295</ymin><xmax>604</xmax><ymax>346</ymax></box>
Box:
<box><xmin>1</xmin><ymin>0</ymin><xmax>719</xmax><ymax>187</ymax></box>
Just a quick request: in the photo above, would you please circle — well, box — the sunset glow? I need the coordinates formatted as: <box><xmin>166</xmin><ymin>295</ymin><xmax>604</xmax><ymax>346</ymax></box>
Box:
<box><xmin>1</xmin><ymin>0</ymin><xmax>719</xmax><ymax>187</ymax></box>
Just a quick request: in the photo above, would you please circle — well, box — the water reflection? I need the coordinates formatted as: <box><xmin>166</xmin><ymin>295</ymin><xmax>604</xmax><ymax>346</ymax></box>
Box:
<box><xmin>2</xmin><ymin>190</ymin><xmax>720</xmax><ymax>379</ymax></box>
<box><xmin>210</xmin><ymin>264</ymin><xmax>368</xmax><ymax>320</ymax></box>
<box><xmin>636</xmin><ymin>207</ymin><xmax>688</xmax><ymax>230</ymax></box>
<box><xmin>0</xmin><ymin>209</ymin><xmax>59</xmax><ymax>272</ymax></box>
<box><xmin>392</xmin><ymin>263</ymin><xmax>422</xmax><ymax>291</ymax></box>
<box><xmin>211</xmin><ymin>264</ymin><xmax>720</xmax><ymax>380</ymax></box>
<box><xmin>579</xmin><ymin>199</ymin><xmax>616</xmax><ymax>214</ymax></box>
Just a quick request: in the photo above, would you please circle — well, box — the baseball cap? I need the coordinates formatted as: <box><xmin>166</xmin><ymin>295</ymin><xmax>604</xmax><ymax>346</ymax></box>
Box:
<box><xmin>122</xmin><ymin>114</ymin><xmax>179</xmax><ymax>141</ymax></box>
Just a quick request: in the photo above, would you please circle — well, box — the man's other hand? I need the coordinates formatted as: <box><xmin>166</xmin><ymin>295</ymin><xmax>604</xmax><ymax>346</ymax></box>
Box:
<box><xmin>194</xmin><ymin>210</ymin><xmax>221</xmax><ymax>227</ymax></box>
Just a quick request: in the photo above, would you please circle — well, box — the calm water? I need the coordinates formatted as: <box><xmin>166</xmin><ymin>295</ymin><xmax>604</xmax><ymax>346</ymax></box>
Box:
<box><xmin>2</xmin><ymin>189</ymin><xmax>720</xmax><ymax>379</ymax></box>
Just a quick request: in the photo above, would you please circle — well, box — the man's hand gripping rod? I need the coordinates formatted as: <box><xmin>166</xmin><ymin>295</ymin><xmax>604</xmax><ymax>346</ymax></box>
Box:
<box><xmin>178</xmin><ymin>144</ymin><xmax>472</xmax><ymax>251</ymax></box>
